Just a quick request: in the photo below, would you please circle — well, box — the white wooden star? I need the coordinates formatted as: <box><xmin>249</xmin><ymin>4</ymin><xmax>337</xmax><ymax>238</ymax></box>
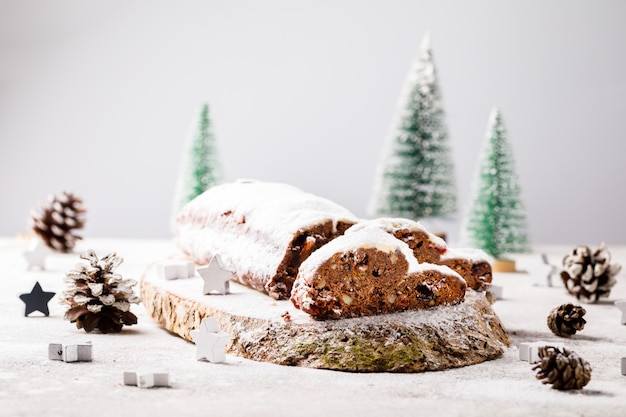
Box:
<box><xmin>123</xmin><ymin>369</ymin><xmax>170</xmax><ymax>388</ymax></box>
<box><xmin>519</xmin><ymin>341</ymin><xmax>565</xmax><ymax>363</ymax></box>
<box><xmin>526</xmin><ymin>254</ymin><xmax>559</xmax><ymax>287</ymax></box>
<box><xmin>23</xmin><ymin>240</ymin><xmax>51</xmax><ymax>270</ymax></box>
<box><xmin>614</xmin><ymin>300</ymin><xmax>626</xmax><ymax>325</ymax></box>
<box><xmin>48</xmin><ymin>341</ymin><xmax>92</xmax><ymax>362</ymax></box>
<box><xmin>197</xmin><ymin>254</ymin><xmax>234</xmax><ymax>295</ymax></box>
<box><xmin>157</xmin><ymin>260</ymin><xmax>195</xmax><ymax>280</ymax></box>
<box><xmin>190</xmin><ymin>317</ymin><xmax>230</xmax><ymax>363</ymax></box>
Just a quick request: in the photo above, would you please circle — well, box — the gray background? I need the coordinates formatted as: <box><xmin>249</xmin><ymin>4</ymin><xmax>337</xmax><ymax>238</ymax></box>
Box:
<box><xmin>1</xmin><ymin>0</ymin><xmax>625</xmax><ymax>245</ymax></box>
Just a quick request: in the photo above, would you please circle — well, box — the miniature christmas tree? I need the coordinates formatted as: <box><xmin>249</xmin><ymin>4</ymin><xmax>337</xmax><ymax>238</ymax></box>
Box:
<box><xmin>368</xmin><ymin>33</ymin><xmax>457</xmax><ymax>225</ymax></box>
<box><xmin>171</xmin><ymin>103</ymin><xmax>223</xmax><ymax>226</ymax></box>
<box><xmin>461</xmin><ymin>108</ymin><xmax>530</xmax><ymax>264</ymax></box>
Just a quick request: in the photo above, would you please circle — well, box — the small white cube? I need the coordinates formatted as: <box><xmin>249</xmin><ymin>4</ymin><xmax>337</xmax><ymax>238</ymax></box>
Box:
<box><xmin>48</xmin><ymin>343</ymin><xmax>64</xmax><ymax>361</ymax></box>
<box><xmin>137</xmin><ymin>372</ymin><xmax>155</xmax><ymax>389</ymax></box>
<box><xmin>124</xmin><ymin>369</ymin><xmax>170</xmax><ymax>388</ymax></box>
<box><xmin>48</xmin><ymin>342</ymin><xmax>92</xmax><ymax>362</ymax></box>
<box><xmin>157</xmin><ymin>261</ymin><xmax>195</xmax><ymax>280</ymax></box>
<box><xmin>63</xmin><ymin>345</ymin><xmax>79</xmax><ymax>363</ymax></box>
<box><xmin>519</xmin><ymin>341</ymin><xmax>564</xmax><ymax>364</ymax></box>
<box><xmin>490</xmin><ymin>285</ymin><xmax>503</xmax><ymax>300</ymax></box>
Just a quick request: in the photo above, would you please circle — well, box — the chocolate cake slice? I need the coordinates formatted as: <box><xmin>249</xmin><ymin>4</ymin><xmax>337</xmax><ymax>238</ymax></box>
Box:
<box><xmin>290</xmin><ymin>227</ymin><xmax>466</xmax><ymax>319</ymax></box>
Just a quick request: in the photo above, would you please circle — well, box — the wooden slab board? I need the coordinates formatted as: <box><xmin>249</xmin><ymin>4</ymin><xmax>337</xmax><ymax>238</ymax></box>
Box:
<box><xmin>141</xmin><ymin>258</ymin><xmax>510</xmax><ymax>373</ymax></box>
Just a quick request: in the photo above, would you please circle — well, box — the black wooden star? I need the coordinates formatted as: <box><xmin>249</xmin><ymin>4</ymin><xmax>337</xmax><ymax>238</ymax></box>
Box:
<box><xmin>19</xmin><ymin>282</ymin><xmax>56</xmax><ymax>316</ymax></box>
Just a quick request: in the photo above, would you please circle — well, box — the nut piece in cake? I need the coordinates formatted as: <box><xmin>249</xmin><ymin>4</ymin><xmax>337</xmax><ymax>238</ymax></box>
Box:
<box><xmin>290</xmin><ymin>227</ymin><xmax>467</xmax><ymax>319</ymax></box>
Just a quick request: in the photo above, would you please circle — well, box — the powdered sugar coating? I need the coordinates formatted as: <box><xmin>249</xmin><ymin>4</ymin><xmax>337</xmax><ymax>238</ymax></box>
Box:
<box><xmin>441</xmin><ymin>247</ymin><xmax>492</xmax><ymax>263</ymax></box>
<box><xmin>346</xmin><ymin>217</ymin><xmax>447</xmax><ymax>253</ymax></box>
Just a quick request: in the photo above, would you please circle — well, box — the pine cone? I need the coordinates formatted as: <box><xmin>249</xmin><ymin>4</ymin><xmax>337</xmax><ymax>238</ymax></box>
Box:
<box><xmin>532</xmin><ymin>346</ymin><xmax>592</xmax><ymax>390</ymax></box>
<box><xmin>30</xmin><ymin>191</ymin><xmax>86</xmax><ymax>252</ymax></box>
<box><xmin>547</xmin><ymin>303</ymin><xmax>586</xmax><ymax>337</ymax></box>
<box><xmin>62</xmin><ymin>250</ymin><xmax>140</xmax><ymax>333</ymax></box>
<box><xmin>560</xmin><ymin>243</ymin><xmax>621</xmax><ymax>303</ymax></box>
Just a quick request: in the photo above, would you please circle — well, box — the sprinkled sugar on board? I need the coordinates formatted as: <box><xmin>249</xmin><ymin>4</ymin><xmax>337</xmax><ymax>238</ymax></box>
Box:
<box><xmin>141</xmin><ymin>257</ymin><xmax>510</xmax><ymax>373</ymax></box>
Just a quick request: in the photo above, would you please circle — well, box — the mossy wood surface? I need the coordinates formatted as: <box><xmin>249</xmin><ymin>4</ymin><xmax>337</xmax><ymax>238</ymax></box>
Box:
<box><xmin>142</xmin><ymin>260</ymin><xmax>510</xmax><ymax>372</ymax></box>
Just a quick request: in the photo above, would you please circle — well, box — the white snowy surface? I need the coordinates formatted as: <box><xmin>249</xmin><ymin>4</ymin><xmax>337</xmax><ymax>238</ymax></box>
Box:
<box><xmin>1</xmin><ymin>238</ymin><xmax>626</xmax><ymax>417</ymax></box>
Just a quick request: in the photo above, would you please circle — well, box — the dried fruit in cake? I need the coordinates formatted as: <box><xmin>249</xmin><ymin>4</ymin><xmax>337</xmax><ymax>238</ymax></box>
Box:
<box><xmin>290</xmin><ymin>227</ymin><xmax>466</xmax><ymax>319</ymax></box>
